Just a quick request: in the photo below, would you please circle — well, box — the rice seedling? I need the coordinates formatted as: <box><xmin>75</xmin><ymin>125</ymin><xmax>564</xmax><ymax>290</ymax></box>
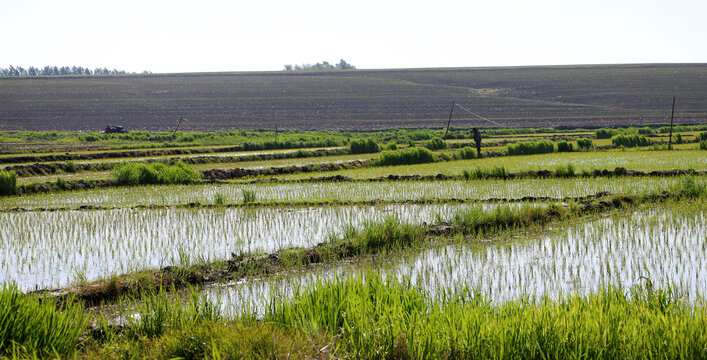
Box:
<box><xmin>113</xmin><ymin>161</ymin><xmax>201</xmax><ymax>185</ymax></box>
<box><xmin>0</xmin><ymin>170</ymin><xmax>17</xmax><ymax>196</ymax></box>
<box><xmin>553</xmin><ymin>163</ymin><xmax>576</xmax><ymax>177</ymax></box>
<box><xmin>0</xmin><ymin>176</ymin><xmax>694</xmax><ymax>210</ymax></box>
<box><xmin>213</xmin><ymin>192</ymin><xmax>226</xmax><ymax>206</ymax></box>
<box><xmin>241</xmin><ymin>189</ymin><xmax>256</xmax><ymax>204</ymax></box>
<box><xmin>1</xmin><ymin>203</ymin><xmax>498</xmax><ymax>290</ymax></box>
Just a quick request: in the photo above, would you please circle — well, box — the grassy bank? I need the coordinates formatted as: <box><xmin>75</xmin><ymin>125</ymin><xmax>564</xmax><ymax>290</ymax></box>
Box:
<box><xmin>9</xmin><ymin>276</ymin><xmax>707</xmax><ymax>359</ymax></box>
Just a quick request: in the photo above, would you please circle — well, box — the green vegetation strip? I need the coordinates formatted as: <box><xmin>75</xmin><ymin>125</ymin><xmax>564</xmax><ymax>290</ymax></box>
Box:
<box><xmin>9</xmin><ymin>267</ymin><xmax>707</xmax><ymax>359</ymax></box>
<box><xmin>42</xmin><ymin>178</ymin><xmax>706</xmax><ymax>306</ymax></box>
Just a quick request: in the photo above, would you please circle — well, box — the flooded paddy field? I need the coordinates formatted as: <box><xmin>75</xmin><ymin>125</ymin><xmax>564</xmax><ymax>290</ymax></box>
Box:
<box><xmin>0</xmin><ymin>176</ymin><xmax>687</xmax><ymax>210</ymax></box>
<box><xmin>207</xmin><ymin>200</ymin><xmax>707</xmax><ymax>315</ymax></box>
<box><xmin>1</xmin><ymin>202</ymin><xmax>517</xmax><ymax>291</ymax></box>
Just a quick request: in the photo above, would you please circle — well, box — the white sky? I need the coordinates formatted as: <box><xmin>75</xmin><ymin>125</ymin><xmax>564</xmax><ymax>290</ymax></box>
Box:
<box><xmin>1</xmin><ymin>0</ymin><xmax>705</xmax><ymax>73</ymax></box>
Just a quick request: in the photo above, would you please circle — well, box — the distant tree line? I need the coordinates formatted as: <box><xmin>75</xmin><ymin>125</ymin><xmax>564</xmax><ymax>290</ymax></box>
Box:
<box><xmin>0</xmin><ymin>65</ymin><xmax>150</xmax><ymax>77</ymax></box>
<box><xmin>283</xmin><ymin>59</ymin><xmax>355</xmax><ymax>71</ymax></box>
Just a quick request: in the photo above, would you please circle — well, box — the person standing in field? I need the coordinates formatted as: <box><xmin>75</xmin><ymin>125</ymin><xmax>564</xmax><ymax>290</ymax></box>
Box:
<box><xmin>473</xmin><ymin>128</ymin><xmax>482</xmax><ymax>158</ymax></box>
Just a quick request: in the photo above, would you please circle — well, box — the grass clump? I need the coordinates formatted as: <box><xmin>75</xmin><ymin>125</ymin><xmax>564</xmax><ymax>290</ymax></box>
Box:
<box><xmin>557</xmin><ymin>140</ymin><xmax>574</xmax><ymax>152</ymax></box>
<box><xmin>375</xmin><ymin>147</ymin><xmax>436</xmax><ymax>166</ymax></box>
<box><xmin>453</xmin><ymin>146</ymin><xmax>477</xmax><ymax>159</ymax></box>
<box><xmin>596</xmin><ymin>128</ymin><xmax>620</xmax><ymax>139</ymax></box>
<box><xmin>701</xmin><ymin>140</ymin><xmax>707</xmax><ymax>150</ymax></box>
<box><xmin>577</xmin><ymin>137</ymin><xmax>593</xmax><ymax>149</ymax></box>
<box><xmin>462</xmin><ymin>166</ymin><xmax>509</xmax><ymax>180</ymax></box>
<box><xmin>0</xmin><ymin>170</ymin><xmax>18</xmax><ymax>196</ymax></box>
<box><xmin>266</xmin><ymin>273</ymin><xmax>707</xmax><ymax>360</ymax></box>
<box><xmin>554</xmin><ymin>163</ymin><xmax>576</xmax><ymax>177</ymax></box>
<box><xmin>424</xmin><ymin>136</ymin><xmax>447</xmax><ymax>150</ymax></box>
<box><xmin>213</xmin><ymin>193</ymin><xmax>226</xmax><ymax>206</ymax></box>
<box><xmin>346</xmin><ymin>216</ymin><xmax>425</xmax><ymax>255</ymax></box>
<box><xmin>113</xmin><ymin>161</ymin><xmax>201</xmax><ymax>185</ymax></box>
<box><xmin>676</xmin><ymin>175</ymin><xmax>706</xmax><ymax>198</ymax></box>
<box><xmin>612</xmin><ymin>134</ymin><xmax>651</xmax><ymax>147</ymax></box>
<box><xmin>507</xmin><ymin>140</ymin><xmax>555</xmax><ymax>155</ymax></box>
<box><xmin>242</xmin><ymin>189</ymin><xmax>257</xmax><ymax>203</ymax></box>
<box><xmin>0</xmin><ymin>284</ymin><xmax>87</xmax><ymax>358</ymax></box>
<box><xmin>349</xmin><ymin>138</ymin><xmax>380</xmax><ymax>154</ymax></box>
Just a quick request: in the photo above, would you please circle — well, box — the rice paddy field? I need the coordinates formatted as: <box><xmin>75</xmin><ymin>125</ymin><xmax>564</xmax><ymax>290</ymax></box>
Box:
<box><xmin>1</xmin><ymin>125</ymin><xmax>707</xmax><ymax>359</ymax></box>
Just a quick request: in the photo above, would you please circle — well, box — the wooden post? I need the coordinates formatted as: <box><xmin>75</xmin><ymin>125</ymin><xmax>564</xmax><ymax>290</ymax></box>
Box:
<box><xmin>668</xmin><ymin>97</ymin><xmax>675</xmax><ymax>150</ymax></box>
<box><xmin>444</xmin><ymin>101</ymin><xmax>455</xmax><ymax>139</ymax></box>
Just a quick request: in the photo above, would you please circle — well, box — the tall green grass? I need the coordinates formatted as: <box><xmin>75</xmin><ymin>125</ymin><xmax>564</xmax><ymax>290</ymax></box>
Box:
<box><xmin>424</xmin><ymin>137</ymin><xmax>447</xmax><ymax>150</ymax></box>
<box><xmin>266</xmin><ymin>273</ymin><xmax>707</xmax><ymax>359</ymax></box>
<box><xmin>462</xmin><ymin>166</ymin><xmax>509</xmax><ymax>180</ymax></box>
<box><xmin>507</xmin><ymin>140</ymin><xmax>555</xmax><ymax>155</ymax></box>
<box><xmin>453</xmin><ymin>146</ymin><xmax>477</xmax><ymax>160</ymax></box>
<box><xmin>0</xmin><ymin>170</ymin><xmax>17</xmax><ymax>196</ymax></box>
<box><xmin>612</xmin><ymin>134</ymin><xmax>651</xmax><ymax>147</ymax></box>
<box><xmin>596</xmin><ymin>128</ymin><xmax>620</xmax><ymax>139</ymax></box>
<box><xmin>577</xmin><ymin>137</ymin><xmax>593</xmax><ymax>149</ymax></box>
<box><xmin>557</xmin><ymin>140</ymin><xmax>574</xmax><ymax>152</ymax></box>
<box><xmin>0</xmin><ymin>285</ymin><xmax>87</xmax><ymax>358</ymax></box>
<box><xmin>554</xmin><ymin>163</ymin><xmax>576</xmax><ymax>177</ymax></box>
<box><xmin>375</xmin><ymin>147</ymin><xmax>436</xmax><ymax>166</ymax></box>
<box><xmin>349</xmin><ymin>138</ymin><xmax>380</xmax><ymax>154</ymax></box>
<box><xmin>113</xmin><ymin>161</ymin><xmax>201</xmax><ymax>185</ymax></box>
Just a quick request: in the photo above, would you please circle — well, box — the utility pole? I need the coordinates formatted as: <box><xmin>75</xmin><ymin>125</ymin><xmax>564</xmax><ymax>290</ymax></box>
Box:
<box><xmin>444</xmin><ymin>101</ymin><xmax>455</xmax><ymax>139</ymax></box>
<box><xmin>171</xmin><ymin>116</ymin><xmax>185</xmax><ymax>141</ymax></box>
<box><xmin>668</xmin><ymin>97</ymin><xmax>675</xmax><ymax>150</ymax></box>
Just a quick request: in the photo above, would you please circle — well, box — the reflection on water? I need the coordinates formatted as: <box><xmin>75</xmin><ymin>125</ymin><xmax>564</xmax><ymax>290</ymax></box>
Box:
<box><xmin>207</xmin><ymin>203</ymin><xmax>707</xmax><ymax>315</ymax></box>
<box><xmin>0</xmin><ymin>203</ymin><xmax>505</xmax><ymax>291</ymax></box>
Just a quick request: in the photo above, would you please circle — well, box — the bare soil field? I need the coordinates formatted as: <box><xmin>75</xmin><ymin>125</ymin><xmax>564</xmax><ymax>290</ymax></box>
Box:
<box><xmin>0</xmin><ymin>64</ymin><xmax>705</xmax><ymax>131</ymax></box>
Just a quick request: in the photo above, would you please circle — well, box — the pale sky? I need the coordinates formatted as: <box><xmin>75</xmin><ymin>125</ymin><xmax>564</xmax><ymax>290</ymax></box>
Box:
<box><xmin>1</xmin><ymin>0</ymin><xmax>705</xmax><ymax>73</ymax></box>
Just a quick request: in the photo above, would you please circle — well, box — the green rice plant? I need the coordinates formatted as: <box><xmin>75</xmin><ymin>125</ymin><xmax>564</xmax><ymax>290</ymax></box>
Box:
<box><xmin>349</xmin><ymin>138</ymin><xmax>380</xmax><ymax>154</ymax></box>
<box><xmin>266</xmin><ymin>273</ymin><xmax>707</xmax><ymax>360</ymax></box>
<box><xmin>242</xmin><ymin>189</ymin><xmax>257</xmax><ymax>203</ymax></box>
<box><xmin>698</xmin><ymin>132</ymin><xmax>707</xmax><ymax>141</ymax></box>
<box><xmin>375</xmin><ymin>147</ymin><xmax>436</xmax><ymax>166</ymax></box>
<box><xmin>596</xmin><ymin>128</ymin><xmax>620</xmax><ymax>139</ymax></box>
<box><xmin>56</xmin><ymin>176</ymin><xmax>67</xmax><ymax>190</ymax></box>
<box><xmin>672</xmin><ymin>133</ymin><xmax>684</xmax><ymax>144</ymax></box>
<box><xmin>384</xmin><ymin>141</ymin><xmax>398</xmax><ymax>151</ymax></box>
<box><xmin>424</xmin><ymin>137</ymin><xmax>447</xmax><ymax>150</ymax></box>
<box><xmin>126</xmin><ymin>287</ymin><xmax>221</xmax><ymax>339</ymax></box>
<box><xmin>214</xmin><ymin>192</ymin><xmax>226</xmax><ymax>206</ymax></box>
<box><xmin>488</xmin><ymin>165</ymin><xmax>509</xmax><ymax>179</ymax></box>
<box><xmin>453</xmin><ymin>146</ymin><xmax>477</xmax><ymax>160</ymax></box>
<box><xmin>676</xmin><ymin>175</ymin><xmax>706</xmax><ymax>198</ymax></box>
<box><xmin>557</xmin><ymin>140</ymin><xmax>574</xmax><ymax>152</ymax></box>
<box><xmin>64</xmin><ymin>160</ymin><xmax>77</xmax><ymax>173</ymax></box>
<box><xmin>0</xmin><ymin>170</ymin><xmax>17</xmax><ymax>196</ymax></box>
<box><xmin>0</xmin><ymin>284</ymin><xmax>87</xmax><ymax>358</ymax></box>
<box><xmin>462</xmin><ymin>168</ymin><xmax>485</xmax><ymax>180</ymax></box>
<box><xmin>701</xmin><ymin>140</ymin><xmax>707</xmax><ymax>150</ymax></box>
<box><xmin>463</xmin><ymin>166</ymin><xmax>509</xmax><ymax>180</ymax></box>
<box><xmin>507</xmin><ymin>140</ymin><xmax>555</xmax><ymax>155</ymax></box>
<box><xmin>576</xmin><ymin>137</ymin><xmax>593</xmax><ymax>149</ymax></box>
<box><xmin>113</xmin><ymin>161</ymin><xmax>201</xmax><ymax>185</ymax></box>
<box><xmin>638</xmin><ymin>126</ymin><xmax>654</xmax><ymax>135</ymax></box>
<box><xmin>554</xmin><ymin>163</ymin><xmax>576</xmax><ymax>177</ymax></box>
<box><xmin>612</xmin><ymin>134</ymin><xmax>651</xmax><ymax>147</ymax></box>
<box><xmin>348</xmin><ymin>216</ymin><xmax>424</xmax><ymax>254</ymax></box>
